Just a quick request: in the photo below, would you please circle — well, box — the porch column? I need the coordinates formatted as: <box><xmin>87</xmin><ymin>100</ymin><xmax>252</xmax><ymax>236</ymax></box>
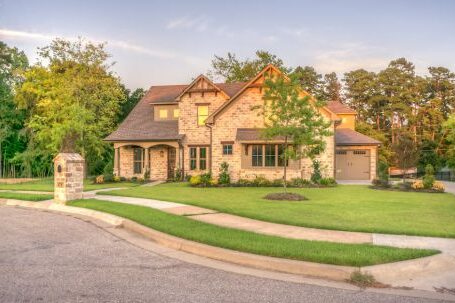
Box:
<box><xmin>114</xmin><ymin>147</ymin><xmax>119</xmax><ymax>176</ymax></box>
<box><xmin>144</xmin><ymin>147</ymin><xmax>150</xmax><ymax>178</ymax></box>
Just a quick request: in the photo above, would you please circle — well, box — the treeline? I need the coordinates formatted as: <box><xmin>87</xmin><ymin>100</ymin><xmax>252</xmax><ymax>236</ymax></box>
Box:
<box><xmin>0</xmin><ymin>40</ymin><xmax>145</xmax><ymax>178</ymax></box>
<box><xmin>209</xmin><ymin>51</ymin><xmax>455</xmax><ymax>173</ymax></box>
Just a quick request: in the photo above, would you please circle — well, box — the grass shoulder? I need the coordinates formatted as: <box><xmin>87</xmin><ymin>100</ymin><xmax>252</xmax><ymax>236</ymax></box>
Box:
<box><xmin>68</xmin><ymin>199</ymin><xmax>438</xmax><ymax>267</ymax></box>
<box><xmin>0</xmin><ymin>192</ymin><xmax>53</xmax><ymax>201</ymax></box>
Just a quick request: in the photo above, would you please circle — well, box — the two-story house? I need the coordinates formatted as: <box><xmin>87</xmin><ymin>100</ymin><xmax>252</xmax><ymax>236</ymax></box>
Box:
<box><xmin>105</xmin><ymin>65</ymin><xmax>380</xmax><ymax>181</ymax></box>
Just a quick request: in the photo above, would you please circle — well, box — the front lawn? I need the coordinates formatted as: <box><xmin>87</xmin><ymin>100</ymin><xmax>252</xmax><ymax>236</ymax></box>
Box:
<box><xmin>68</xmin><ymin>199</ymin><xmax>438</xmax><ymax>266</ymax></box>
<box><xmin>99</xmin><ymin>183</ymin><xmax>455</xmax><ymax>238</ymax></box>
<box><xmin>0</xmin><ymin>192</ymin><xmax>53</xmax><ymax>201</ymax></box>
<box><xmin>0</xmin><ymin>178</ymin><xmax>139</xmax><ymax>192</ymax></box>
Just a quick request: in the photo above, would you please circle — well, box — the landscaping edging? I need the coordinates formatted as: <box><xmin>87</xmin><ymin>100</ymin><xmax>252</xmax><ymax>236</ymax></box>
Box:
<box><xmin>1</xmin><ymin>198</ymin><xmax>449</xmax><ymax>284</ymax></box>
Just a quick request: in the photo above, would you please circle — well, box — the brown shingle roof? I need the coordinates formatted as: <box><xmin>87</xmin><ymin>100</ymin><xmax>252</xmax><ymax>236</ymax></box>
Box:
<box><xmin>105</xmin><ymin>83</ymin><xmax>246</xmax><ymax>141</ymax></box>
<box><xmin>335</xmin><ymin>128</ymin><xmax>381</xmax><ymax>146</ymax></box>
<box><xmin>236</xmin><ymin>128</ymin><xmax>286</xmax><ymax>142</ymax></box>
<box><xmin>326</xmin><ymin>101</ymin><xmax>357</xmax><ymax>114</ymax></box>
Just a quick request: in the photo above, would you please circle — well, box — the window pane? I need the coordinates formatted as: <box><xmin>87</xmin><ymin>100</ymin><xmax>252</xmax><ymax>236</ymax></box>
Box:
<box><xmin>159</xmin><ymin>109</ymin><xmax>168</xmax><ymax>118</ymax></box>
<box><xmin>190</xmin><ymin>147</ymin><xmax>197</xmax><ymax>159</ymax></box>
<box><xmin>189</xmin><ymin>147</ymin><xmax>197</xmax><ymax>170</ymax></box>
<box><xmin>133</xmin><ymin>148</ymin><xmax>143</xmax><ymax>174</ymax></box>
<box><xmin>252</xmin><ymin>145</ymin><xmax>263</xmax><ymax>167</ymax></box>
<box><xmin>173</xmin><ymin>108</ymin><xmax>180</xmax><ymax>118</ymax></box>
<box><xmin>199</xmin><ymin>147</ymin><xmax>207</xmax><ymax>159</ymax></box>
<box><xmin>197</xmin><ymin>106</ymin><xmax>208</xmax><ymax>126</ymax></box>
<box><xmin>200</xmin><ymin>159</ymin><xmax>207</xmax><ymax>170</ymax></box>
<box><xmin>223</xmin><ymin>144</ymin><xmax>232</xmax><ymax>155</ymax></box>
<box><xmin>190</xmin><ymin>160</ymin><xmax>197</xmax><ymax>170</ymax></box>
<box><xmin>278</xmin><ymin>144</ymin><xmax>288</xmax><ymax>167</ymax></box>
<box><xmin>265</xmin><ymin>144</ymin><xmax>276</xmax><ymax>167</ymax></box>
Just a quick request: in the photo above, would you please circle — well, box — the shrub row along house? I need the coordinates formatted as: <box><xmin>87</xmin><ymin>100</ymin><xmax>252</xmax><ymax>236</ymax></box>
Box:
<box><xmin>105</xmin><ymin>65</ymin><xmax>380</xmax><ymax>181</ymax></box>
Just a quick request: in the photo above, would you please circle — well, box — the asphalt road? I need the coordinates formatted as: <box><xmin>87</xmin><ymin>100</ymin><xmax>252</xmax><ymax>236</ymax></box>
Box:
<box><xmin>0</xmin><ymin>207</ymin><xmax>449</xmax><ymax>303</ymax></box>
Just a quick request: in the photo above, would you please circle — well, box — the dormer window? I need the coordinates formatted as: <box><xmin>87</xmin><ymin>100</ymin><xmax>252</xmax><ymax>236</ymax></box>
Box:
<box><xmin>154</xmin><ymin>104</ymin><xmax>179</xmax><ymax>121</ymax></box>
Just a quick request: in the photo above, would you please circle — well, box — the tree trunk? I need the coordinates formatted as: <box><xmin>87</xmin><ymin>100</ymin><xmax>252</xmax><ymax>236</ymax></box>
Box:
<box><xmin>283</xmin><ymin>136</ymin><xmax>288</xmax><ymax>193</ymax></box>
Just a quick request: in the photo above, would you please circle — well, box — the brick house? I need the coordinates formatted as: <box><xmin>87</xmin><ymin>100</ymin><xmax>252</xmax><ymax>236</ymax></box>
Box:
<box><xmin>105</xmin><ymin>65</ymin><xmax>380</xmax><ymax>181</ymax></box>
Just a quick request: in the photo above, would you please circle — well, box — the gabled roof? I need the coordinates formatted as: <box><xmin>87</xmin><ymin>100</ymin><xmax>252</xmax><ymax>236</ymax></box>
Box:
<box><xmin>326</xmin><ymin>101</ymin><xmax>357</xmax><ymax>114</ymax></box>
<box><xmin>105</xmin><ymin>83</ymin><xmax>246</xmax><ymax>141</ymax></box>
<box><xmin>174</xmin><ymin>74</ymin><xmax>230</xmax><ymax>101</ymax></box>
<box><xmin>335</xmin><ymin>128</ymin><xmax>381</xmax><ymax>146</ymax></box>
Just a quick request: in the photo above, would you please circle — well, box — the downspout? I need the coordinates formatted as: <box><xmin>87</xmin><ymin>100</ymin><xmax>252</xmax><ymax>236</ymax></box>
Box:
<box><xmin>206</xmin><ymin>123</ymin><xmax>213</xmax><ymax>174</ymax></box>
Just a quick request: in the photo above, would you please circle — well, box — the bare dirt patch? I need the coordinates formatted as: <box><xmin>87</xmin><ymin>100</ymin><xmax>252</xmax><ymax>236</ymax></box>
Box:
<box><xmin>263</xmin><ymin>192</ymin><xmax>307</xmax><ymax>201</ymax></box>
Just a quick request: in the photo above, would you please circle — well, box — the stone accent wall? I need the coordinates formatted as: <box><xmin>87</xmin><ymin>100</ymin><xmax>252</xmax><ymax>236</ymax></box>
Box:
<box><xmin>211</xmin><ymin>86</ymin><xmax>335</xmax><ymax>182</ymax></box>
<box><xmin>336</xmin><ymin>145</ymin><xmax>378</xmax><ymax>180</ymax></box>
<box><xmin>54</xmin><ymin>153</ymin><xmax>84</xmax><ymax>204</ymax></box>
<box><xmin>119</xmin><ymin>146</ymin><xmax>135</xmax><ymax>178</ymax></box>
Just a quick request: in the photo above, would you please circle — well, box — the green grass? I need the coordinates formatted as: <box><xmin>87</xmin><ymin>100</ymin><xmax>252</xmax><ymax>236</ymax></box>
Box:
<box><xmin>68</xmin><ymin>199</ymin><xmax>438</xmax><ymax>267</ymax></box>
<box><xmin>0</xmin><ymin>192</ymin><xmax>53</xmax><ymax>201</ymax></box>
<box><xmin>0</xmin><ymin>178</ymin><xmax>139</xmax><ymax>192</ymax></box>
<box><xmin>99</xmin><ymin>183</ymin><xmax>455</xmax><ymax>238</ymax></box>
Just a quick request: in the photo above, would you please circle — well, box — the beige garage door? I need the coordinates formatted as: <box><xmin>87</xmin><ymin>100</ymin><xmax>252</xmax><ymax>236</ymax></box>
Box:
<box><xmin>336</xmin><ymin>149</ymin><xmax>370</xmax><ymax>180</ymax></box>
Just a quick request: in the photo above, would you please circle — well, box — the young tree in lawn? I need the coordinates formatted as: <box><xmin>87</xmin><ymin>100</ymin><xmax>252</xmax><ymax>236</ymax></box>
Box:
<box><xmin>392</xmin><ymin>132</ymin><xmax>419</xmax><ymax>182</ymax></box>
<box><xmin>254</xmin><ymin>72</ymin><xmax>331</xmax><ymax>192</ymax></box>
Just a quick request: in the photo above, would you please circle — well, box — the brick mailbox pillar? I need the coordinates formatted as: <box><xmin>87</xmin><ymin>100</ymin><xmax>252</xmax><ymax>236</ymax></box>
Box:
<box><xmin>54</xmin><ymin>153</ymin><xmax>85</xmax><ymax>204</ymax></box>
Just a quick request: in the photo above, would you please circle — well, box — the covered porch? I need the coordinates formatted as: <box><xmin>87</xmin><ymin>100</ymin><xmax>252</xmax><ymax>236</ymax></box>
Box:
<box><xmin>113</xmin><ymin>141</ymin><xmax>182</xmax><ymax>181</ymax></box>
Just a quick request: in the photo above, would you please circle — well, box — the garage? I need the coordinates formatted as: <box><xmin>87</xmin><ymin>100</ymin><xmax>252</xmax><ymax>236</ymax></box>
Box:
<box><xmin>335</xmin><ymin>149</ymin><xmax>371</xmax><ymax>180</ymax></box>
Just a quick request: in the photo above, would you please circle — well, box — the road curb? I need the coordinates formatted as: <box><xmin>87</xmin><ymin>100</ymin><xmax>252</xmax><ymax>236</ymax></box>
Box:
<box><xmin>2</xmin><ymin>199</ymin><xmax>452</xmax><ymax>288</ymax></box>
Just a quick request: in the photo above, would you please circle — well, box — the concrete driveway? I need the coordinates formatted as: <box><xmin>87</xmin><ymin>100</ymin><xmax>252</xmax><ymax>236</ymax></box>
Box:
<box><xmin>0</xmin><ymin>207</ymin><xmax>451</xmax><ymax>303</ymax></box>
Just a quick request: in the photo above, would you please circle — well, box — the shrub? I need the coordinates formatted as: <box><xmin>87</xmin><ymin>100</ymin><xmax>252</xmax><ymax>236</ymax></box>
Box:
<box><xmin>319</xmin><ymin>177</ymin><xmax>337</xmax><ymax>187</ymax></box>
<box><xmin>103</xmin><ymin>174</ymin><xmax>113</xmax><ymax>182</ymax></box>
<box><xmin>411</xmin><ymin>180</ymin><xmax>424</xmax><ymax>190</ymax></box>
<box><xmin>131</xmin><ymin>176</ymin><xmax>138</xmax><ymax>182</ymax></box>
<box><xmin>377</xmin><ymin>161</ymin><xmax>389</xmax><ymax>184</ymax></box>
<box><xmin>95</xmin><ymin>175</ymin><xmax>104</xmax><ymax>184</ymax></box>
<box><xmin>189</xmin><ymin>175</ymin><xmax>201</xmax><ymax>186</ymax></box>
<box><xmin>252</xmin><ymin>175</ymin><xmax>271</xmax><ymax>187</ymax></box>
<box><xmin>423</xmin><ymin>164</ymin><xmax>435</xmax><ymax>189</ymax></box>
<box><xmin>173</xmin><ymin>168</ymin><xmax>183</xmax><ymax>182</ymax></box>
<box><xmin>119</xmin><ymin>176</ymin><xmax>127</xmax><ymax>182</ymax></box>
<box><xmin>200</xmin><ymin>173</ymin><xmax>213</xmax><ymax>187</ymax></box>
<box><xmin>113</xmin><ymin>176</ymin><xmax>121</xmax><ymax>182</ymax></box>
<box><xmin>310</xmin><ymin>160</ymin><xmax>322</xmax><ymax>184</ymax></box>
<box><xmin>103</xmin><ymin>161</ymin><xmax>114</xmax><ymax>182</ymax></box>
<box><xmin>137</xmin><ymin>177</ymin><xmax>145</xmax><ymax>183</ymax></box>
<box><xmin>289</xmin><ymin>177</ymin><xmax>311</xmax><ymax>188</ymax></box>
<box><xmin>432</xmin><ymin>181</ymin><xmax>445</xmax><ymax>192</ymax></box>
<box><xmin>237</xmin><ymin>179</ymin><xmax>252</xmax><ymax>186</ymax></box>
<box><xmin>218</xmin><ymin>162</ymin><xmax>231</xmax><ymax>185</ymax></box>
<box><xmin>372</xmin><ymin>178</ymin><xmax>390</xmax><ymax>188</ymax></box>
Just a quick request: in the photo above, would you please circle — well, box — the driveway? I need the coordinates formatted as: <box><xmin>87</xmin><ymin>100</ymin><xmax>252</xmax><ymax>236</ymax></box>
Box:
<box><xmin>443</xmin><ymin>181</ymin><xmax>455</xmax><ymax>195</ymax></box>
<box><xmin>0</xmin><ymin>207</ymin><xmax>450</xmax><ymax>303</ymax></box>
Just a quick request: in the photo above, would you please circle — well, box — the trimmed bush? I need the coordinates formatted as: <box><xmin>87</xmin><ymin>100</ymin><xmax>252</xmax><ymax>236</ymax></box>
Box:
<box><xmin>189</xmin><ymin>175</ymin><xmax>201</xmax><ymax>186</ymax></box>
<box><xmin>310</xmin><ymin>160</ymin><xmax>322</xmax><ymax>184</ymax></box>
<box><xmin>289</xmin><ymin>177</ymin><xmax>311</xmax><ymax>187</ymax></box>
<box><xmin>423</xmin><ymin>164</ymin><xmax>435</xmax><ymax>189</ymax></box>
<box><xmin>319</xmin><ymin>177</ymin><xmax>337</xmax><ymax>186</ymax></box>
<box><xmin>95</xmin><ymin>175</ymin><xmax>104</xmax><ymax>184</ymax></box>
<box><xmin>218</xmin><ymin>162</ymin><xmax>231</xmax><ymax>185</ymax></box>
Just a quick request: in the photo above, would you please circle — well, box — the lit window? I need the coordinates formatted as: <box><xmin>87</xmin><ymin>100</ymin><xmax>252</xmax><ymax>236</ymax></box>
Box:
<box><xmin>252</xmin><ymin>145</ymin><xmax>263</xmax><ymax>167</ymax></box>
<box><xmin>223</xmin><ymin>144</ymin><xmax>233</xmax><ymax>155</ymax></box>
<box><xmin>159</xmin><ymin>109</ymin><xmax>168</xmax><ymax>119</ymax></box>
<box><xmin>197</xmin><ymin>105</ymin><xmax>208</xmax><ymax>126</ymax></box>
<box><xmin>173</xmin><ymin>108</ymin><xmax>180</xmax><ymax>118</ymax></box>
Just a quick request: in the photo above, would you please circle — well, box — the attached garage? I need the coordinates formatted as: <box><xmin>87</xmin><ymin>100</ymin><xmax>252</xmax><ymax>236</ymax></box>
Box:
<box><xmin>334</xmin><ymin>128</ymin><xmax>381</xmax><ymax>181</ymax></box>
<box><xmin>336</xmin><ymin>149</ymin><xmax>370</xmax><ymax>180</ymax></box>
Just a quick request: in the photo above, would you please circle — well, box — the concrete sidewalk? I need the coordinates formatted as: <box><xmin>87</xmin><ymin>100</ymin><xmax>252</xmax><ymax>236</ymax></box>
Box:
<box><xmin>92</xmin><ymin>194</ymin><xmax>455</xmax><ymax>254</ymax></box>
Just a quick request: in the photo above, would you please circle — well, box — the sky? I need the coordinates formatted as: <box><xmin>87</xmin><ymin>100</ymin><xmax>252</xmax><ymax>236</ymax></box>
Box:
<box><xmin>1</xmin><ymin>0</ymin><xmax>454</xmax><ymax>89</ymax></box>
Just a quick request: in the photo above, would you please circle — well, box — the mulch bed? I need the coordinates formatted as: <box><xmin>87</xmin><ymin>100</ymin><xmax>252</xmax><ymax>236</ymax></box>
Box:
<box><xmin>263</xmin><ymin>192</ymin><xmax>307</xmax><ymax>201</ymax></box>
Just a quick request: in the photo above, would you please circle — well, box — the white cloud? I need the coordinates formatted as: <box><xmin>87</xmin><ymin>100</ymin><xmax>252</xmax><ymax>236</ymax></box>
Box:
<box><xmin>0</xmin><ymin>28</ymin><xmax>205</xmax><ymax>65</ymax></box>
<box><xmin>166</xmin><ymin>16</ymin><xmax>210</xmax><ymax>32</ymax></box>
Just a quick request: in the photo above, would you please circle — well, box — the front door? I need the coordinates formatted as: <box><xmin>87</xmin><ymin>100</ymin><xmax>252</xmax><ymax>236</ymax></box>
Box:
<box><xmin>336</xmin><ymin>149</ymin><xmax>370</xmax><ymax>180</ymax></box>
<box><xmin>167</xmin><ymin>147</ymin><xmax>176</xmax><ymax>180</ymax></box>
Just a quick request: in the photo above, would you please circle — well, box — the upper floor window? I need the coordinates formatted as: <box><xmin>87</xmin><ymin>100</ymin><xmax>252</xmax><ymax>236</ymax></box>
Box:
<box><xmin>197</xmin><ymin>105</ymin><xmax>208</xmax><ymax>126</ymax></box>
<box><xmin>154</xmin><ymin>105</ymin><xmax>179</xmax><ymax>121</ymax></box>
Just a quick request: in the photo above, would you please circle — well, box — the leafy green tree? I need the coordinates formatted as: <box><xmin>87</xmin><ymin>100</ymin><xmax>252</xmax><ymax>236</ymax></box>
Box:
<box><xmin>392</xmin><ymin>131</ymin><xmax>419</xmax><ymax>182</ymax></box>
<box><xmin>15</xmin><ymin>38</ymin><xmax>125</xmax><ymax>175</ymax></box>
<box><xmin>208</xmin><ymin>50</ymin><xmax>290</xmax><ymax>82</ymax></box>
<box><xmin>343</xmin><ymin>69</ymin><xmax>378</xmax><ymax>121</ymax></box>
<box><xmin>118</xmin><ymin>87</ymin><xmax>146</xmax><ymax>123</ymax></box>
<box><xmin>444</xmin><ymin>114</ymin><xmax>455</xmax><ymax>169</ymax></box>
<box><xmin>254</xmin><ymin>72</ymin><xmax>331</xmax><ymax>192</ymax></box>
<box><xmin>417</xmin><ymin>140</ymin><xmax>443</xmax><ymax>173</ymax></box>
<box><xmin>292</xmin><ymin>66</ymin><xmax>325</xmax><ymax>100</ymax></box>
<box><xmin>323</xmin><ymin>72</ymin><xmax>342</xmax><ymax>101</ymax></box>
<box><xmin>0</xmin><ymin>41</ymin><xmax>29</xmax><ymax>178</ymax></box>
